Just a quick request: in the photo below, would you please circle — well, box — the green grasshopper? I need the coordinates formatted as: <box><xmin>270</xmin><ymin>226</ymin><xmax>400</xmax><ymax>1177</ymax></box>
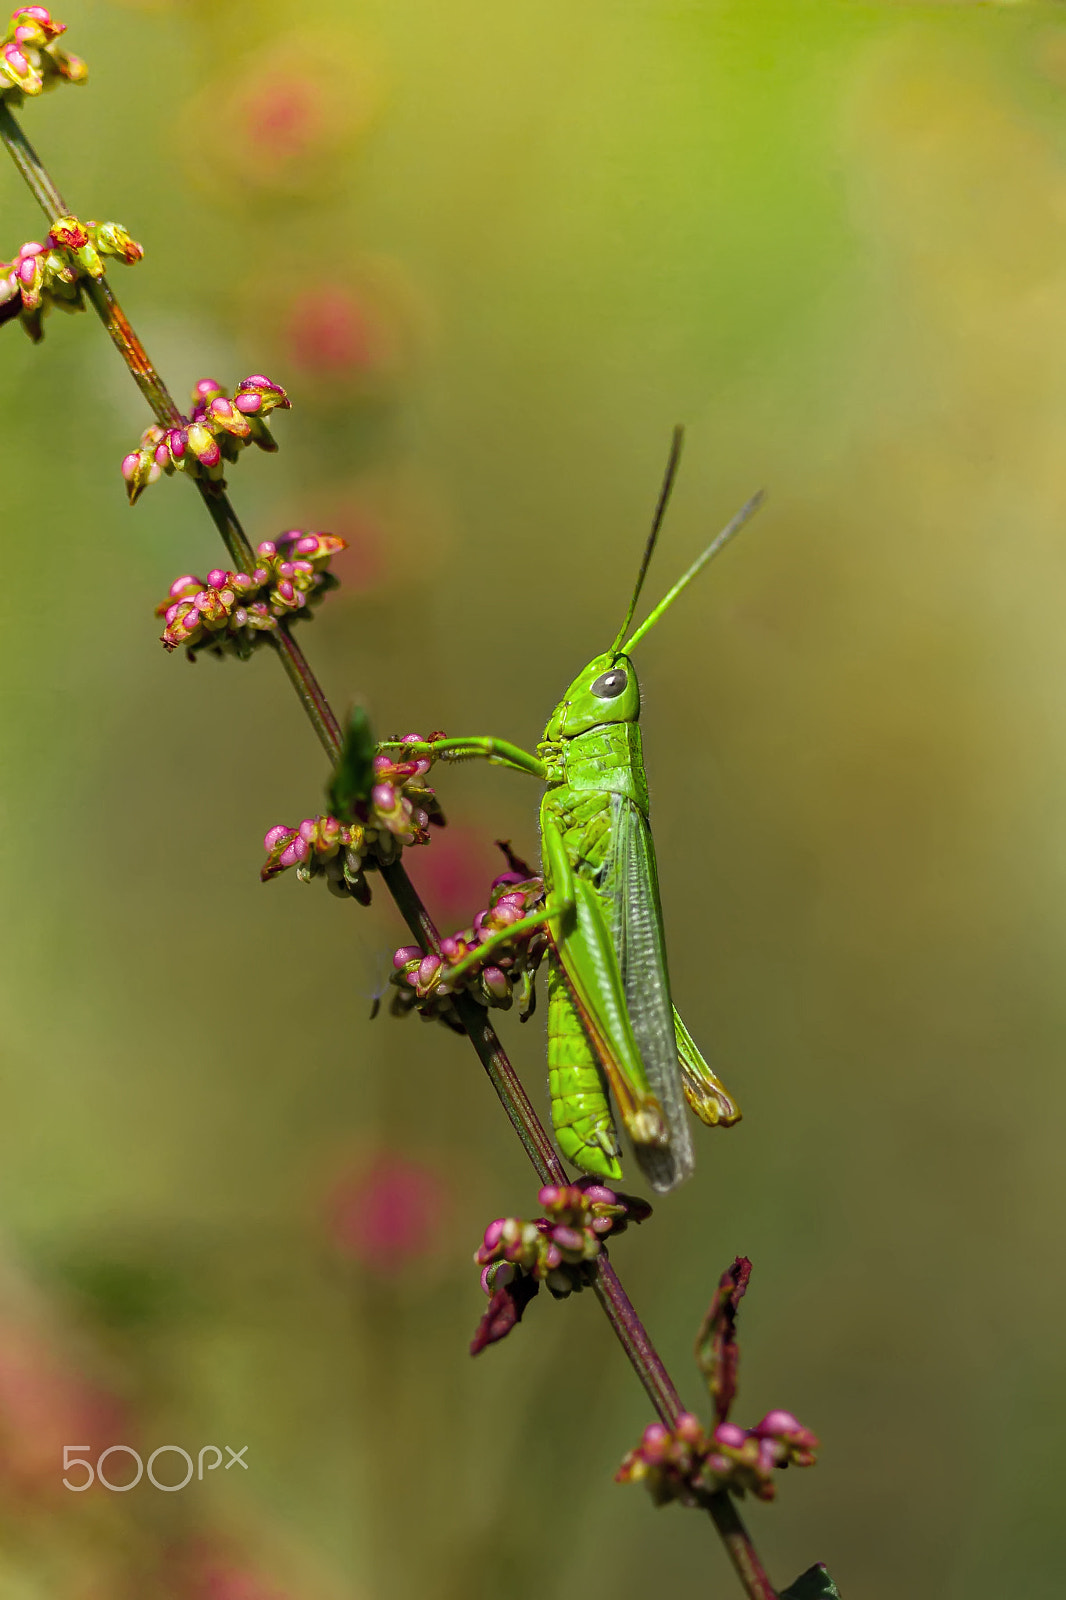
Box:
<box><xmin>382</xmin><ymin>432</ymin><xmax>763</xmax><ymax>1193</ymax></box>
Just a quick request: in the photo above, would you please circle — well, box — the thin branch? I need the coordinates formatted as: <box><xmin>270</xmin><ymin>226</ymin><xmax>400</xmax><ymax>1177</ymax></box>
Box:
<box><xmin>705</xmin><ymin>1492</ymin><xmax>779</xmax><ymax>1600</ymax></box>
<box><xmin>1</xmin><ymin>96</ymin><xmax>778</xmax><ymax>1599</ymax></box>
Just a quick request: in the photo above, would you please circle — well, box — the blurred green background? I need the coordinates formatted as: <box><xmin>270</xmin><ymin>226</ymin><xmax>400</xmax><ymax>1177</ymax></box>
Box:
<box><xmin>4</xmin><ymin>0</ymin><xmax>1066</xmax><ymax>1595</ymax></box>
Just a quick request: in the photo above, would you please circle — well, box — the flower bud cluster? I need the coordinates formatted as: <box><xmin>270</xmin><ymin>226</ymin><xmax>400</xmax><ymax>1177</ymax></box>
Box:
<box><xmin>390</xmin><ymin>870</ymin><xmax>547</xmax><ymax>1026</ymax></box>
<box><xmin>616</xmin><ymin>1409</ymin><xmax>819</xmax><ymax>1505</ymax></box>
<box><xmin>476</xmin><ymin>1181</ymin><xmax>651</xmax><ymax>1300</ymax></box>
<box><xmin>261</xmin><ymin>736</ymin><xmax>445</xmax><ymax>899</ymax></box>
<box><xmin>0</xmin><ymin>7</ymin><xmax>86</xmax><ymax>101</ymax></box>
<box><xmin>121</xmin><ymin>375</ymin><xmax>290</xmax><ymax>504</ymax></box>
<box><xmin>156</xmin><ymin>531</ymin><xmax>346</xmax><ymax>657</ymax></box>
<box><xmin>1</xmin><ymin>217</ymin><xmax>142</xmax><ymax>343</ymax></box>
<box><xmin>261</xmin><ymin>814</ymin><xmax>368</xmax><ymax>900</ymax></box>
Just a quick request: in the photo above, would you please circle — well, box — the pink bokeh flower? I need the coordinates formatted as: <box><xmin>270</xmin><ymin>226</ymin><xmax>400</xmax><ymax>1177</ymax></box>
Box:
<box><xmin>190</xmin><ymin>35</ymin><xmax>384</xmax><ymax>195</ymax></box>
<box><xmin>285</xmin><ymin>285</ymin><xmax>392</xmax><ymax>377</ymax></box>
<box><xmin>239</xmin><ymin>78</ymin><xmax>323</xmax><ymax>168</ymax></box>
<box><xmin>170</xmin><ymin>1539</ymin><xmax>301</xmax><ymax>1600</ymax></box>
<box><xmin>326</xmin><ymin>1154</ymin><xmax>450</xmax><ymax>1274</ymax></box>
<box><xmin>0</xmin><ymin>1317</ymin><xmax>126</xmax><ymax>1501</ymax></box>
<box><xmin>402</xmin><ymin>826</ymin><xmax>507</xmax><ymax>927</ymax></box>
<box><xmin>195</xmin><ymin>1561</ymin><xmax>293</xmax><ymax>1600</ymax></box>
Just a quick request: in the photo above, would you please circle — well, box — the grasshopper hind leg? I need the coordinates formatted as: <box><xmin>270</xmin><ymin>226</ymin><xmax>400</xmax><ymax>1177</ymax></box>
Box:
<box><xmin>547</xmin><ymin>961</ymin><xmax>623</xmax><ymax>1183</ymax></box>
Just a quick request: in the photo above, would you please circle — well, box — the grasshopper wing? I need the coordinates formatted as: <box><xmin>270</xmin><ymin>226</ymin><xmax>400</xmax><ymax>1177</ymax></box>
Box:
<box><xmin>541</xmin><ymin>811</ymin><xmax>670</xmax><ymax>1169</ymax></box>
<box><xmin>605</xmin><ymin>795</ymin><xmax>695</xmax><ymax>1192</ymax></box>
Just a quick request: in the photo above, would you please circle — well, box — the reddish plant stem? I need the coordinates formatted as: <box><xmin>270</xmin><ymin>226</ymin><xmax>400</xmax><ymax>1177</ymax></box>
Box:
<box><xmin>451</xmin><ymin>987</ymin><xmax>567</xmax><ymax>1183</ymax></box>
<box><xmin>272</xmin><ymin>621</ymin><xmax>346</xmax><ymax>762</ymax></box>
<box><xmin>705</xmin><ymin>1493</ymin><xmax>779</xmax><ymax>1600</ymax></box>
<box><xmin>593</xmin><ymin>1256</ymin><xmax>684</xmax><ymax>1423</ymax></box>
<box><xmin>2</xmin><ymin>98</ymin><xmax>779</xmax><ymax>1600</ymax></box>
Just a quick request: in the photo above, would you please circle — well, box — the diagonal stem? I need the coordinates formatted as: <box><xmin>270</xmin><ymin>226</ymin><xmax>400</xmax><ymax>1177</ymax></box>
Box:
<box><xmin>1</xmin><ymin>97</ymin><xmax>778</xmax><ymax>1600</ymax></box>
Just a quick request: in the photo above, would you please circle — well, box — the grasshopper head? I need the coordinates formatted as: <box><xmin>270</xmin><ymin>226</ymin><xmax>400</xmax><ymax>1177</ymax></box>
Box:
<box><xmin>543</xmin><ymin>651</ymin><xmax>640</xmax><ymax>740</ymax></box>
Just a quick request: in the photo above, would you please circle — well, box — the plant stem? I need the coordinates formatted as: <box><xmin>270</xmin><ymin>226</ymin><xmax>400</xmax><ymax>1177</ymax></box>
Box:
<box><xmin>593</xmin><ymin>1255</ymin><xmax>684</xmax><ymax>1422</ymax></box>
<box><xmin>705</xmin><ymin>1492</ymin><xmax>779</xmax><ymax>1600</ymax></box>
<box><xmin>2</xmin><ymin>99</ymin><xmax>778</xmax><ymax>1600</ymax></box>
<box><xmin>452</xmin><ymin>988</ymin><xmax>568</xmax><ymax>1184</ymax></box>
<box><xmin>272</xmin><ymin>622</ymin><xmax>345</xmax><ymax>759</ymax></box>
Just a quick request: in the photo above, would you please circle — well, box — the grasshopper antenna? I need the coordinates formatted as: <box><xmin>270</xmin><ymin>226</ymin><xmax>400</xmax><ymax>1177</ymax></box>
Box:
<box><xmin>621</xmin><ymin>488</ymin><xmax>766</xmax><ymax>653</ymax></box>
<box><xmin>609</xmin><ymin>424</ymin><xmax>685</xmax><ymax>657</ymax></box>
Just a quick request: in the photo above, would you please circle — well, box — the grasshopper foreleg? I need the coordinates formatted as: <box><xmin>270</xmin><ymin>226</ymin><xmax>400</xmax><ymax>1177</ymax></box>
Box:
<box><xmin>377</xmin><ymin>736</ymin><xmax>546</xmax><ymax>780</ymax></box>
<box><xmin>439</xmin><ymin>892</ymin><xmax>572</xmax><ymax>988</ymax></box>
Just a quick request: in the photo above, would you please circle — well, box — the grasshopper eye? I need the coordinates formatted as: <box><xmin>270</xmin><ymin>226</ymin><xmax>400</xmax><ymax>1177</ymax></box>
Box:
<box><xmin>591</xmin><ymin>668</ymin><xmax>628</xmax><ymax>699</ymax></box>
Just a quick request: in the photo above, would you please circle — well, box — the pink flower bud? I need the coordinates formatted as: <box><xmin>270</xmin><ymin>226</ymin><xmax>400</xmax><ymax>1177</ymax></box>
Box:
<box><xmin>186</xmin><ymin>421</ymin><xmax>221</xmax><ymax>468</ymax></box>
<box><xmin>263</xmin><ymin>825</ymin><xmax>292</xmax><ymax>851</ymax></box>
<box><xmin>417</xmin><ymin>953</ymin><xmax>441</xmax><ymax>987</ymax></box>
<box><xmin>496</xmin><ymin>891</ymin><xmax>527</xmax><ymax>912</ymax></box>
<box><xmin>714</xmin><ymin>1422</ymin><xmax>748</xmax><ymax>1449</ymax></box>
<box><xmin>234</xmin><ymin>391</ymin><xmax>261</xmax><ymax>414</ymax></box>
<box><xmin>209</xmin><ymin>395</ymin><xmax>252</xmax><ymax>437</ymax></box>
<box><xmin>120</xmin><ymin>452</ymin><xmax>142</xmax><ymax>482</ymax></box>
<box><xmin>393</xmin><ymin>945</ymin><xmax>422</xmax><ymax>968</ymax></box>
<box><xmin>753</xmin><ymin>1410</ymin><xmax>803</xmax><ymax>1438</ymax></box>
<box><xmin>675</xmin><ymin>1412</ymin><xmax>703</xmax><ymax>1445</ymax></box>
<box><xmin>550</xmin><ymin>1225</ymin><xmax>585</xmax><ymax>1254</ymax></box>
<box><xmin>482</xmin><ymin>1218</ymin><xmax>506</xmax><ymax>1251</ymax></box>
<box><xmin>640</xmin><ymin>1424</ymin><xmax>670</xmax><ymax>1463</ymax></box>
<box><xmin>481</xmin><ymin>1261</ymin><xmax>513</xmax><ymax>1295</ymax></box>
<box><xmin>20</xmin><ymin>8</ymin><xmax>63</xmax><ymax>40</ymax></box>
<box><xmin>482</xmin><ymin>966</ymin><xmax>510</xmax><ymax>1001</ymax></box>
<box><xmin>279</xmin><ymin>836</ymin><xmax>310</xmax><ymax>868</ymax></box>
<box><xmin>235</xmin><ymin>374</ymin><xmax>290</xmax><ymax>413</ymax></box>
<box><xmin>372</xmin><ymin>782</ymin><xmax>396</xmax><ymax>811</ymax></box>
<box><xmin>3</xmin><ymin>43</ymin><xmax>33</xmax><ymax>79</ymax></box>
<box><xmin>257</xmin><ymin>540</ymin><xmax>276</xmax><ymax>560</ymax></box>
